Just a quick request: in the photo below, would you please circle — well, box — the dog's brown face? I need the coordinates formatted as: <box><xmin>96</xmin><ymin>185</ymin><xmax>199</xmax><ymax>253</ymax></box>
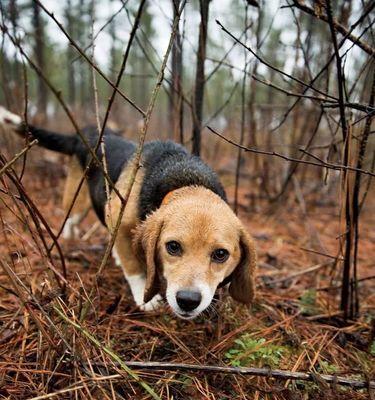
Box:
<box><xmin>133</xmin><ymin>186</ymin><xmax>257</xmax><ymax>319</ymax></box>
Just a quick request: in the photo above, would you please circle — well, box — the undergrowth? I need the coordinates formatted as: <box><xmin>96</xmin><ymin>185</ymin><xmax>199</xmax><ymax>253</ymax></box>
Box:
<box><xmin>225</xmin><ymin>335</ymin><xmax>290</xmax><ymax>367</ymax></box>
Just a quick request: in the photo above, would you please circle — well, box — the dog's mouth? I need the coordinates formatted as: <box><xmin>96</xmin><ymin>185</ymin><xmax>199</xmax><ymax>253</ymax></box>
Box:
<box><xmin>174</xmin><ymin>310</ymin><xmax>198</xmax><ymax>320</ymax></box>
<box><xmin>170</xmin><ymin>302</ymin><xmax>211</xmax><ymax>320</ymax></box>
<box><xmin>167</xmin><ymin>301</ymin><xmax>202</xmax><ymax>320</ymax></box>
<box><xmin>166</xmin><ymin>285</ymin><xmax>214</xmax><ymax>320</ymax></box>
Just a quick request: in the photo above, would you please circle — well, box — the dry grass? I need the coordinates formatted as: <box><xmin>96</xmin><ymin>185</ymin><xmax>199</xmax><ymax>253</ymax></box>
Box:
<box><xmin>0</xmin><ymin>149</ymin><xmax>374</xmax><ymax>399</ymax></box>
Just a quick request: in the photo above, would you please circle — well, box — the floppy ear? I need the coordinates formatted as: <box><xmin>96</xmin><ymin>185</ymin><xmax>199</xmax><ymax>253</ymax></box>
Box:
<box><xmin>228</xmin><ymin>228</ymin><xmax>257</xmax><ymax>304</ymax></box>
<box><xmin>132</xmin><ymin>211</ymin><xmax>164</xmax><ymax>303</ymax></box>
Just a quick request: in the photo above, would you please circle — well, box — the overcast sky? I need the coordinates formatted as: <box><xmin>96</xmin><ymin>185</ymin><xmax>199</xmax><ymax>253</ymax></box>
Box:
<box><xmin>4</xmin><ymin>0</ymin><xmax>366</xmax><ymax>87</ymax></box>
<box><xmin>6</xmin><ymin>0</ymin><xmax>292</xmax><ymax>72</ymax></box>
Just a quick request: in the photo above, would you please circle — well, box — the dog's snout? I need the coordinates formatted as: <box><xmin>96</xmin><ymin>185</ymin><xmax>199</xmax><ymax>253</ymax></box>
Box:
<box><xmin>176</xmin><ymin>290</ymin><xmax>202</xmax><ymax>312</ymax></box>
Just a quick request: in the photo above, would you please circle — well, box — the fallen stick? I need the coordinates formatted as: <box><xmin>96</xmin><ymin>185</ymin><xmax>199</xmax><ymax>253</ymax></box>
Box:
<box><xmin>91</xmin><ymin>361</ymin><xmax>374</xmax><ymax>390</ymax></box>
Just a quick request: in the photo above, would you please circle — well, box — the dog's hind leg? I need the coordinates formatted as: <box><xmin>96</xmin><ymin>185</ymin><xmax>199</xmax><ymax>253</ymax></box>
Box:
<box><xmin>62</xmin><ymin>156</ymin><xmax>91</xmax><ymax>239</ymax></box>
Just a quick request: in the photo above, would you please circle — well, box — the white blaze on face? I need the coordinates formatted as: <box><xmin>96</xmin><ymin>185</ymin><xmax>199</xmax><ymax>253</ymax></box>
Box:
<box><xmin>193</xmin><ymin>280</ymin><xmax>216</xmax><ymax>315</ymax></box>
<box><xmin>165</xmin><ymin>280</ymin><xmax>217</xmax><ymax>320</ymax></box>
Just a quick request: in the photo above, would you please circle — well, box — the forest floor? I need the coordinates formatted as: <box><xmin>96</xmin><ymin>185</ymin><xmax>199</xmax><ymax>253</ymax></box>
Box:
<box><xmin>0</xmin><ymin>155</ymin><xmax>374</xmax><ymax>399</ymax></box>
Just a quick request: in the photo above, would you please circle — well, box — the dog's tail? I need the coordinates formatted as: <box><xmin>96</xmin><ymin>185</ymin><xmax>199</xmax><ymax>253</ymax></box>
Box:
<box><xmin>0</xmin><ymin>106</ymin><xmax>78</xmax><ymax>155</ymax></box>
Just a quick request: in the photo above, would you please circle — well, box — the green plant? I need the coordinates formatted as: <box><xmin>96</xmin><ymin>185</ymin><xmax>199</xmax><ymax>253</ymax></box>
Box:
<box><xmin>179</xmin><ymin>375</ymin><xmax>193</xmax><ymax>387</ymax></box>
<box><xmin>299</xmin><ymin>289</ymin><xmax>319</xmax><ymax>316</ymax></box>
<box><xmin>370</xmin><ymin>341</ymin><xmax>375</xmax><ymax>356</ymax></box>
<box><xmin>317</xmin><ymin>360</ymin><xmax>339</xmax><ymax>374</ymax></box>
<box><xmin>225</xmin><ymin>335</ymin><xmax>287</xmax><ymax>367</ymax></box>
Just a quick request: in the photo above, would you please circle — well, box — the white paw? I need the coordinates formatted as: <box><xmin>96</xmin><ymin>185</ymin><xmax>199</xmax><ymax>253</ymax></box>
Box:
<box><xmin>139</xmin><ymin>294</ymin><xmax>163</xmax><ymax>311</ymax></box>
<box><xmin>0</xmin><ymin>106</ymin><xmax>22</xmax><ymax>128</ymax></box>
<box><xmin>126</xmin><ymin>274</ymin><xmax>162</xmax><ymax>311</ymax></box>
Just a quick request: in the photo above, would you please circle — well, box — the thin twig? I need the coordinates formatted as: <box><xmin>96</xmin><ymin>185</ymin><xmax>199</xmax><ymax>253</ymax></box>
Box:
<box><xmin>234</xmin><ymin>4</ymin><xmax>248</xmax><ymax>214</ymax></box>
<box><xmin>1</xmin><ymin>163</ymin><xmax>68</xmax><ymax>286</ymax></box>
<box><xmin>291</xmin><ymin>0</ymin><xmax>374</xmax><ymax>56</ymax></box>
<box><xmin>207</xmin><ymin>126</ymin><xmax>375</xmax><ymax>177</ymax></box>
<box><xmin>0</xmin><ymin>139</ymin><xmax>37</xmax><ymax>177</ymax></box>
<box><xmin>216</xmin><ymin>19</ymin><xmax>337</xmax><ymax>101</ymax></box>
<box><xmin>72</xmin><ymin>0</ymin><xmax>129</xmax><ymax>63</ymax></box>
<box><xmin>261</xmin><ymin>261</ymin><xmax>333</xmax><ymax>287</ymax></box>
<box><xmin>34</xmin><ymin>0</ymin><xmax>145</xmax><ymax>117</ymax></box>
<box><xmin>54</xmin><ymin>305</ymin><xmax>161</xmax><ymax>400</ymax></box>
<box><xmin>273</xmin><ymin>1</ymin><xmax>375</xmax><ymax>131</ymax></box>
<box><xmin>317</xmin><ymin>274</ymin><xmax>375</xmax><ymax>291</ymax></box>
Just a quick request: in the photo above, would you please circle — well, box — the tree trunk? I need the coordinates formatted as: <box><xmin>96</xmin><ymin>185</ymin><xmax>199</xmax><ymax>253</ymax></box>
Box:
<box><xmin>246</xmin><ymin>4</ymin><xmax>262</xmax><ymax>206</ymax></box>
<box><xmin>108</xmin><ymin>0</ymin><xmax>118</xmax><ymax>120</ymax></box>
<box><xmin>170</xmin><ymin>0</ymin><xmax>184</xmax><ymax>143</ymax></box>
<box><xmin>7</xmin><ymin>0</ymin><xmax>21</xmax><ymax>109</ymax></box>
<box><xmin>109</xmin><ymin>3</ymin><xmax>117</xmax><ymax>84</ymax></box>
<box><xmin>65</xmin><ymin>0</ymin><xmax>76</xmax><ymax>107</ymax></box>
<box><xmin>138</xmin><ymin>3</ymin><xmax>153</xmax><ymax>109</ymax></box>
<box><xmin>192</xmin><ymin>0</ymin><xmax>210</xmax><ymax>156</ymax></box>
<box><xmin>32</xmin><ymin>2</ymin><xmax>48</xmax><ymax>116</ymax></box>
<box><xmin>9</xmin><ymin>0</ymin><xmax>20</xmax><ymax>82</ymax></box>
<box><xmin>78</xmin><ymin>0</ymin><xmax>87</xmax><ymax>112</ymax></box>
<box><xmin>344</xmin><ymin>67</ymin><xmax>375</xmax><ymax>319</ymax></box>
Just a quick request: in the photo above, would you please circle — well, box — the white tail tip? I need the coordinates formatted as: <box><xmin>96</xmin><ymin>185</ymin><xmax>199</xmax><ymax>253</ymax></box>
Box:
<box><xmin>0</xmin><ymin>106</ymin><xmax>22</xmax><ymax>128</ymax></box>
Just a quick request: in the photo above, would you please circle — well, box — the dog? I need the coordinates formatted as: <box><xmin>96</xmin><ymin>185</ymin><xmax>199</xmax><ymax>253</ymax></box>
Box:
<box><xmin>0</xmin><ymin>106</ymin><xmax>257</xmax><ymax>319</ymax></box>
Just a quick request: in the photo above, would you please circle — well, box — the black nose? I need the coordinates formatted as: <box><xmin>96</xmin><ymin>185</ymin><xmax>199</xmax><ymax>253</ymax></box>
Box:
<box><xmin>176</xmin><ymin>290</ymin><xmax>202</xmax><ymax>312</ymax></box>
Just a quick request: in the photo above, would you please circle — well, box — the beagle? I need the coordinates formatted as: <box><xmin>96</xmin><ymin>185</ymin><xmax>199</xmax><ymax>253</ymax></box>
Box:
<box><xmin>0</xmin><ymin>106</ymin><xmax>257</xmax><ymax>319</ymax></box>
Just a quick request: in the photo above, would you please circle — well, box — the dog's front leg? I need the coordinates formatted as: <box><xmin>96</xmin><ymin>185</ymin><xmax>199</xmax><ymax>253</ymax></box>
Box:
<box><xmin>114</xmin><ymin>231</ymin><xmax>162</xmax><ymax>311</ymax></box>
<box><xmin>125</xmin><ymin>274</ymin><xmax>162</xmax><ymax>311</ymax></box>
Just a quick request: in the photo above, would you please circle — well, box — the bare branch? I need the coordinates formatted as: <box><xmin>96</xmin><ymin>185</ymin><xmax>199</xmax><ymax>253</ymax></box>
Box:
<box><xmin>216</xmin><ymin>19</ymin><xmax>337</xmax><ymax>101</ymax></box>
<box><xmin>33</xmin><ymin>0</ymin><xmax>146</xmax><ymax>117</ymax></box>
<box><xmin>206</xmin><ymin>126</ymin><xmax>375</xmax><ymax>178</ymax></box>
<box><xmin>0</xmin><ymin>138</ymin><xmax>37</xmax><ymax>177</ymax></box>
<box><xmin>291</xmin><ymin>0</ymin><xmax>375</xmax><ymax>56</ymax></box>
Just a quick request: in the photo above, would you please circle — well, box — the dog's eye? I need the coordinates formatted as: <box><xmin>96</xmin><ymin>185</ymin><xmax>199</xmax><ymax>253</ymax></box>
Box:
<box><xmin>211</xmin><ymin>248</ymin><xmax>229</xmax><ymax>263</ymax></box>
<box><xmin>166</xmin><ymin>241</ymin><xmax>182</xmax><ymax>256</ymax></box>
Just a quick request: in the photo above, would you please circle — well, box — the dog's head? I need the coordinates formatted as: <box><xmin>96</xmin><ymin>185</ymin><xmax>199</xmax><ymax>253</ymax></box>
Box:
<box><xmin>133</xmin><ymin>186</ymin><xmax>257</xmax><ymax>319</ymax></box>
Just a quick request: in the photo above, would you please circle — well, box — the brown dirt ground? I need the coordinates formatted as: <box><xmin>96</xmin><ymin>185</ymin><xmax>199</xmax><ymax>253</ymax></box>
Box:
<box><xmin>0</xmin><ymin>151</ymin><xmax>374</xmax><ymax>399</ymax></box>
